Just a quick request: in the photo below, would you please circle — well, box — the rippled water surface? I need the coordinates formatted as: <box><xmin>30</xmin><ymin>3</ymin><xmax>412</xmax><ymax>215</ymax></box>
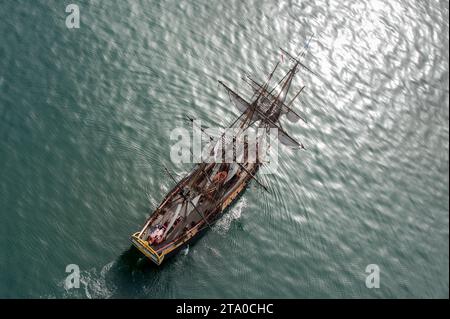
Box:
<box><xmin>0</xmin><ymin>0</ymin><xmax>448</xmax><ymax>298</ymax></box>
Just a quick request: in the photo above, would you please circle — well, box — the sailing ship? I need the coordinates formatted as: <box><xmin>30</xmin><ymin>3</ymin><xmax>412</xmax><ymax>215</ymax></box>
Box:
<box><xmin>131</xmin><ymin>45</ymin><xmax>314</xmax><ymax>265</ymax></box>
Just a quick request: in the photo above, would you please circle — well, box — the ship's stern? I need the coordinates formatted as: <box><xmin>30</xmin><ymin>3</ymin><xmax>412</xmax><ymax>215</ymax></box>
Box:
<box><xmin>130</xmin><ymin>232</ymin><xmax>164</xmax><ymax>265</ymax></box>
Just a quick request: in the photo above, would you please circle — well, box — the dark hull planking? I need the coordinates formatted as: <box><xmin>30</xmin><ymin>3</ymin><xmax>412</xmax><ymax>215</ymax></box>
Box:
<box><xmin>131</xmin><ymin>164</ymin><xmax>257</xmax><ymax>265</ymax></box>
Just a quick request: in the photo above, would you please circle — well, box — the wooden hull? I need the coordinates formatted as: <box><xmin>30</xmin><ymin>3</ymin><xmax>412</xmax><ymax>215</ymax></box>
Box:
<box><xmin>131</xmin><ymin>165</ymin><xmax>256</xmax><ymax>265</ymax></box>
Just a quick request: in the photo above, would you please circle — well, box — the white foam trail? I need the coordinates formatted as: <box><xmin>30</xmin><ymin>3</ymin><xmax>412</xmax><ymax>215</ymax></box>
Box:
<box><xmin>214</xmin><ymin>198</ymin><xmax>246</xmax><ymax>235</ymax></box>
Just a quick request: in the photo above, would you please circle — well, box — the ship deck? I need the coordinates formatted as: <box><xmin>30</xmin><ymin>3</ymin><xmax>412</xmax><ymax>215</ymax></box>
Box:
<box><xmin>139</xmin><ymin>162</ymin><xmax>256</xmax><ymax>252</ymax></box>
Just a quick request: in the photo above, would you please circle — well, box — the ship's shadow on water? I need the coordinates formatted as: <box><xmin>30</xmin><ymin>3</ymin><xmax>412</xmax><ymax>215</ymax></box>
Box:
<box><xmin>117</xmin><ymin>245</ymin><xmax>183</xmax><ymax>270</ymax></box>
<box><xmin>117</xmin><ymin>246</ymin><xmax>157</xmax><ymax>270</ymax></box>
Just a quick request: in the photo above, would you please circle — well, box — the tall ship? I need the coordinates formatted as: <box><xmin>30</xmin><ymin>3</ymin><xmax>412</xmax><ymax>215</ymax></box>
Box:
<box><xmin>131</xmin><ymin>46</ymin><xmax>313</xmax><ymax>265</ymax></box>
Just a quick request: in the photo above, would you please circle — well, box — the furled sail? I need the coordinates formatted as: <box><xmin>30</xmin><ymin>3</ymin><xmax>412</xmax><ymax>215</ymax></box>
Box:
<box><xmin>282</xmin><ymin>106</ymin><xmax>301</xmax><ymax>123</ymax></box>
<box><xmin>185</xmin><ymin>195</ymin><xmax>201</xmax><ymax>217</ymax></box>
<box><xmin>278</xmin><ymin>129</ymin><xmax>302</xmax><ymax>148</ymax></box>
<box><xmin>163</xmin><ymin>202</ymin><xmax>184</xmax><ymax>238</ymax></box>
<box><xmin>224</xmin><ymin>163</ymin><xmax>240</xmax><ymax>183</ymax></box>
<box><xmin>244</xmin><ymin>76</ymin><xmax>304</xmax><ymax>123</ymax></box>
<box><xmin>219</xmin><ymin>80</ymin><xmax>262</xmax><ymax>122</ymax></box>
<box><xmin>205</xmin><ymin>164</ymin><xmax>221</xmax><ymax>187</ymax></box>
<box><xmin>225</xmin><ymin>83</ymin><xmax>252</xmax><ymax>113</ymax></box>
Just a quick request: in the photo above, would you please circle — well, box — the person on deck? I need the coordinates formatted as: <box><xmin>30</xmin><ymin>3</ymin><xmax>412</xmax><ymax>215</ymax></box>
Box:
<box><xmin>147</xmin><ymin>224</ymin><xmax>165</xmax><ymax>245</ymax></box>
